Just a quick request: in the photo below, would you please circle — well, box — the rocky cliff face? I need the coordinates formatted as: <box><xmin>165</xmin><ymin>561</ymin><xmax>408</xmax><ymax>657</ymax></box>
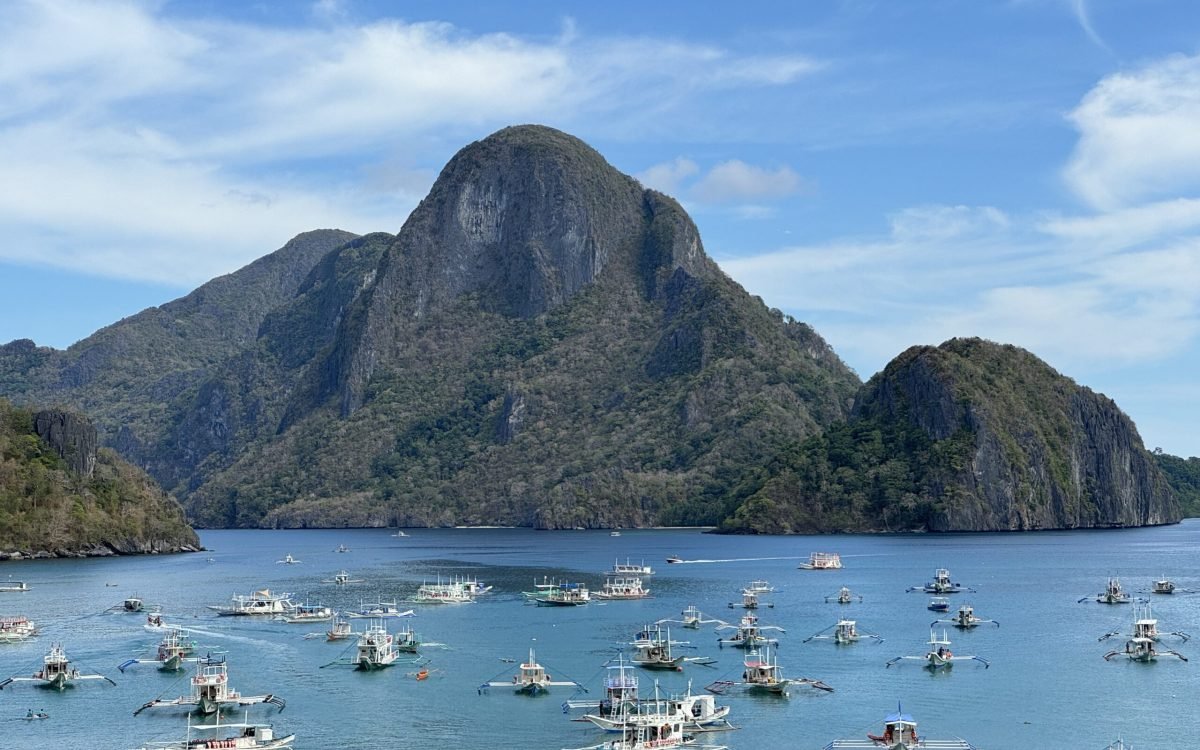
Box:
<box><xmin>165</xmin><ymin>125</ymin><xmax>861</xmax><ymax>528</ymax></box>
<box><xmin>857</xmin><ymin>338</ymin><xmax>1177</xmax><ymax>530</ymax></box>
<box><xmin>33</xmin><ymin>409</ymin><xmax>97</xmax><ymax>478</ymax></box>
<box><xmin>0</xmin><ymin>400</ymin><xmax>200</xmax><ymax>559</ymax></box>
<box><xmin>725</xmin><ymin>338</ymin><xmax>1178</xmax><ymax>533</ymax></box>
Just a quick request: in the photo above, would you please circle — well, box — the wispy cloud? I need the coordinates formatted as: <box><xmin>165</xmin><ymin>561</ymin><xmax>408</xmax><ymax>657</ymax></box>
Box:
<box><xmin>0</xmin><ymin>0</ymin><xmax>822</xmax><ymax>285</ymax></box>
<box><xmin>637</xmin><ymin>157</ymin><xmax>808</xmax><ymax>218</ymax></box>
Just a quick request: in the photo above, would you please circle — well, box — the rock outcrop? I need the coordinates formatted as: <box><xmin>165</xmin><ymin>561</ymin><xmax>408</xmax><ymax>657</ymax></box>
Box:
<box><xmin>725</xmin><ymin>338</ymin><xmax>1179</xmax><ymax>532</ymax></box>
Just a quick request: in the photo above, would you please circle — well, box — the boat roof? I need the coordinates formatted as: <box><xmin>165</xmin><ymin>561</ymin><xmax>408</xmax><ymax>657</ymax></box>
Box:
<box><xmin>884</xmin><ymin>711</ymin><xmax>916</xmax><ymax>724</ymax></box>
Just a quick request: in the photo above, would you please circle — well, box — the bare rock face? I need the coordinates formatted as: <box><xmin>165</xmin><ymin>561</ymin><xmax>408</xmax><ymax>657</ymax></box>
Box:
<box><xmin>857</xmin><ymin>338</ymin><xmax>1179</xmax><ymax>530</ymax></box>
<box><xmin>33</xmin><ymin>409</ymin><xmax>97</xmax><ymax>478</ymax></box>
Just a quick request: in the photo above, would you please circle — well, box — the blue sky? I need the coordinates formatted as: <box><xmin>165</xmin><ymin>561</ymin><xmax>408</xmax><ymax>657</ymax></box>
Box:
<box><xmin>2</xmin><ymin>0</ymin><xmax>1199</xmax><ymax>456</ymax></box>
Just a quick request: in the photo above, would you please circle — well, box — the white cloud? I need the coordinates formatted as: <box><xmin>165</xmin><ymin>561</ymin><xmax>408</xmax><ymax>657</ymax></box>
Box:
<box><xmin>719</xmin><ymin>201</ymin><xmax>1200</xmax><ymax>377</ymax></box>
<box><xmin>1064</xmin><ymin>53</ymin><xmax>1200</xmax><ymax>209</ymax></box>
<box><xmin>693</xmin><ymin>160</ymin><xmax>804</xmax><ymax>203</ymax></box>
<box><xmin>0</xmin><ymin>1</ymin><xmax>822</xmax><ymax>285</ymax></box>
<box><xmin>636</xmin><ymin>157</ymin><xmax>699</xmax><ymax>195</ymax></box>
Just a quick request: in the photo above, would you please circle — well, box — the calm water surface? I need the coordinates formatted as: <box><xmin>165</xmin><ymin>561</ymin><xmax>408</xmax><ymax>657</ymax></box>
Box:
<box><xmin>2</xmin><ymin>522</ymin><xmax>1198</xmax><ymax>750</ymax></box>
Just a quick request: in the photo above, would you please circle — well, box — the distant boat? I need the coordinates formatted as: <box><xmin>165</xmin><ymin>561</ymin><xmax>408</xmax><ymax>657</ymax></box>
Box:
<box><xmin>275</xmin><ymin>554</ymin><xmax>302</xmax><ymax>565</ymax></box>
<box><xmin>823</xmin><ymin>704</ymin><xmax>976</xmax><ymax>749</ymax></box>
<box><xmin>0</xmin><ymin>643</ymin><xmax>116</xmax><ymax>690</ymax></box>
<box><xmin>798</xmin><ymin>552</ymin><xmax>842</xmax><ymax>570</ymax></box>
<box><xmin>0</xmin><ymin>580</ymin><xmax>30</xmax><ymax>593</ymax></box>
<box><xmin>665</xmin><ymin>556</ymin><xmax>683</xmax><ymax>564</ymax></box>
<box><xmin>207</xmin><ymin>589</ymin><xmax>295</xmax><ymax>617</ymax></box>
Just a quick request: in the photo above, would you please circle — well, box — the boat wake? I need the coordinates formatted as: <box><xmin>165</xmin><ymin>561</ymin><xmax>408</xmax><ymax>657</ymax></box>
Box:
<box><xmin>669</xmin><ymin>556</ymin><xmax>808</xmax><ymax>564</ymax></box>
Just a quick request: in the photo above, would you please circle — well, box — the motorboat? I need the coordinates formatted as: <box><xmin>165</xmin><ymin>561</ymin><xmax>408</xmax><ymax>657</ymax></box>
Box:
<box><xmin>354</xmin><ymin>621</ymin><xmax>400</xmax><ymax>670</ymax></box>
<box><xmin>886</xmin><ymin>630</ymin><xmax>989</xmax><ymax>670</ymax></box>
<box><xmin>345</xmin><ymin>600</ymin><xmax>415</xmax><ymax>619</ymax></box>
<box><xmin>927</xmin><ymin>597</ymin><xmax>950</xmax><ymax>612</ymax></box>
<box><xmin>608</xmin><ymin>559</ymin><xmax>654</xmax><ymax>577</ymax></box>
<box><xmin>131</xmin><ymin>711</ymin><xmax>295</xmax><ymax>750</ymax></box>
<box><xmin>275</xmin><ymin>555</ymin><xmax>302</xmax><ymax>565</ymax></box>
<box><xmin>825</xmin><ymin>586</ymin><xmax>862</xmax><ymax>604</ymax></box>
<box><xmin>732</xmin><ymin>644</ymin><xmax>831</xmax><ymax>696</ymax></box>
<box><xmin>822</xmin><ymin>704</ymin><xmax>977</xmax><ymax>749</ymax></box>
<box><xmin>480</xmin><ymin>648</ymin><xmax>579</xmax><ymax>695</ymax></box>
<box><xmin>631</xmin><ymin>624</ymin><xmax>686</xmax><ymax>670</ymax></box>
<box><xmin>324</xmin><ymin>570</ymin><xmax>364</xmax><ymax>585</ymax></box>
<box><xmin>804</xmin><ymin>619</ymin><xmax>882</xmax><ymax>645</ymax></box>
<box><xmin>1080</xmin><ymin>577</ymin><xmax>1133</xmax><ymax>605</ymax></box>
<box><xmin>595</xmin><ymin>574</ymin><xmax>650</xmax><ymax>601</ymax></box>
<box><xmin>656</xmin><ymin>605</ymin><xmax>719</xmax><ymax>630</ymax></box>
<box><xmin>907</xmin><ymin>568</ymin><xmax>972</xmax><ymax>594</ymax></box>
<box><xmin>280</xmin><ymin>601</ymin><xmax>334</xmax><ymax>624</ymax></box>
<box><xmin>0</xmin><ymin>616</ymin><xmax>36</xmax><ymax>643</ymax></box>
<box><xmin>326</xmin><ymin>616</ymin><xmax>355</xmax><ymax>642</ymax></box>
<box><xmin>799</xmin><ymin>552</ymin><xmax>842</xmax><ymax>570</ymax></box>
<box><xmin>133</xmin><ymin>655</ymin><xmax>285</xmax><ymax>715</ymax></box>
<box><xmin>728</xmin><ymin>589</ymin><xmax>772</xmax><ymax>609</ymax></box>
<box><xmin>0</xmin><ymin>580</ymin><xmax>30</xmax><ymax>593</ymax></box>
<box><xmin>665</xmin><ymin>556</ymin><xmax>683</xmax><ymax>564</ymax></box>
<box><xmin>932</xmin><ymin>604</ymin><xmax>998</xmax><ymax>629</ymax></box>
<box><xmin>119</xmin><ymin>628</ymin><xmax>199</xmax><ymax>672</ymax></box>
<box><xmin>534</xmin><ymin>582</ymin><xmax>591</xmax><ymax>606</ymax></box>
<box><xmin>716</xmin><ymin>613</ymin><xmax>784</xmax><ymax>649</ymax></box>
<box><xmin>0</xmin><ymin>643</ymin><xmax>116</xmax><ymax>690</ymax></box>
<box><xmin>208</xmin><ymin>590</ymin><xmax>295</xmax><ymax>617</ymax></box>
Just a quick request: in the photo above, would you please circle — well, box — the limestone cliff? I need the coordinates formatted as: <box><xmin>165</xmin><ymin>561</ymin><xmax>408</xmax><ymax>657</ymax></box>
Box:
<box><xmin>0</xmin><ymin>400</ymin><xmax>199</xmax><ymax>559</ymax></box>
<box><xmin>725</xmin><ymin>338</ymin><xmax>1179</xmax><ymax>532</ymax></box>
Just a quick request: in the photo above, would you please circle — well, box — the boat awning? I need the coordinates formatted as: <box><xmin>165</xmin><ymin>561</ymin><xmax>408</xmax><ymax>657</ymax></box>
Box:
<box><xmin>884</xmin><ymin>712</ymin><xmax>916</xmax><ymax>724</ymax></box>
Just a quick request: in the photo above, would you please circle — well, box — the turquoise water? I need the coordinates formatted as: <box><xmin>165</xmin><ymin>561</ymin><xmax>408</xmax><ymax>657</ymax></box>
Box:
<box><xmin>1</xmin><ymin>522</ymin><xmax>1197</xmax><ymax>749</ymax></box>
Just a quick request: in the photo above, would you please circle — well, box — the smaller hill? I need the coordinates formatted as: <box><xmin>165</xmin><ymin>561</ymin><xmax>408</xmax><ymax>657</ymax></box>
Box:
<box><xmin>0</xmin><ymin>399</ymin><xmax>199</xmax><ymax>559</ymax></box>
<box><xmin>724</xmin><ymin>338</ymin><xmax>1179</xmax><ymax>533</ymax></box>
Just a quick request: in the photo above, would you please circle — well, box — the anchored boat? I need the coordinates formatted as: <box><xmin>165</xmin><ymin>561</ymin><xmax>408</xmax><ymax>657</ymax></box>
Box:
<box><xmin>354</xmin><ymin>620</ymin><xmax>400</xmax><ymax>670</ymax></box>
<box><xmin>656</xmin><ymin>605</ymin><xmax>720</xmax><ymax>630</ymax></box>
<box><xmin>907</xmin><ymin>568</ymin><xmax>973</xmax><ymax>594</ymax></box>
<box><xmin>805</xmin><ymin>618</ymin><xmax>882</xmax><ymax>645</ymax></box>
<box><xmin>932</xmin><ymin>604</ymin><xmax>998</xmax><ymax>629</ymax></box>
<box><xmin>1080</xmin><ymin>577</ymin><xmax>1134</xmax><ymax>605</ymax></box>
<box><xmin>608</xmin><ymin>559</ymin><xmax>655</xmax><ymax>577</ymax></box>
<box><xmin>534</xmin><ymin>581</ymin><xmax>591</xmax><ymax>606</ymax></box>
<box><xmin>886</xmin><ymin>630</ymin><xmax>989</xmax><ymax>670</ymax></box>
<box><xmin>480</xmin><ymin>647</ymin><xmax>579</xmax><ymax>695</ymax></box>
<box><xmin>716</xmin><ymin>613</ymin><xmax>785</xmax><ymax>649</ymax></box>
<box><xmin>825</xmin><ymin>586</ymin><xmax>863</xmax><ymax>604</ymax></box>
<box><xmin>0</xmin><ymin>615</ymin><xmax>36</xmax><ymax>643</ymax></box>
<box><xmin>0</xmin><ymin>580</ymin><xmax>30</xmax><ymax>593</ymax></box>
<box><xmin>632</xmin><ymin>624</ymin><xmax>686</xmax><ymax>670</ymax></box>
<box><xmin>594</xmin><ymin>574</ymin><xmax>650</xmax><ymax>601</ymax></box>
<box><xmin>822</xmin><ymin>704</ymin><xmax>978</xmax><ymax>749</ymax></box>
<box><xmin>345</xmin><ymin>600</ymin><xmax>415</xmax><ymax>618</ymax></box>
<box><xmin>132</xmin><ymin>711</ymin><xmax>295</xmax><ymax>750</ymax></box>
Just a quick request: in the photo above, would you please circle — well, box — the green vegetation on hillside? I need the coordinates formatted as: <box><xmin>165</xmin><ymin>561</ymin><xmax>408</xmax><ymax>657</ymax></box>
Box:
<box><xmin>0</xmin><ymin>399</ymin><xmax>197</xmax><ymax>554</ymax></box>
<box><xmin>1154</xmin><ymin>451</ymin><xmax>1200</xmax><ymax>517</ymax></box>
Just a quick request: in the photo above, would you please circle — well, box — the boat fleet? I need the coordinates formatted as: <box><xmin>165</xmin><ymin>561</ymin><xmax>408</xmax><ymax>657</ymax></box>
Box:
<box><xmin>0</xmin><ymin>541</ymin><xmax>1190</xmax><ymax>749</ymax></box>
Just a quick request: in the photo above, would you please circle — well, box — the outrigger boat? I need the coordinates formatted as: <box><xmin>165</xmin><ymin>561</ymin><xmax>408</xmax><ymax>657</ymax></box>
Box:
<box><xmin>907</xmin><ymin>568</ymin><xmax>972</xmax><ymax>594</ymax></box>
<box><xmin>133</xmin><ymin>655</ymin><xmax>285</xmax><ymax>715</ymax></box>
<box><xmin>563</xmin><ymin>706</ymin><xmax>728</xmax><ymax>750</ymax></box>
<box><xmin>451</xmin><ymin>575</ymin><xmax>492</xmax><ymax>596</ymax></box>
<box><xmin>565</xmin><ymin>655</ymin><xmax>640</xmax><ymax>725</ymax></box>
<box><xmin>344</xmin><ymin>600</ymin><xmax>415</xmax><ymax>619</ymax></box>
<box><xmin>826</xmin><ymin>586</ymin><xmax>862</xmax><ymax>604</ymax></box>
<box><xmin>411</xmin><ymin>579</ymin><xmax>475</xmax><ymax>604</ymax></box>
<box><xmin>479</xmin><ymin>648</ymin><xmax>579</xmax><ymax>695</ymax></box>
<box><xmin>728</xmin><ymin>589</ymin><xmax>772</xmax><ymax>609</ymax></box>
<box><xmin>927</xmin><ymin>597</ymin><xmax>950</xmax><ymax>612</ymax></box>
<box><xmin>208</xmin><ymin>590</ymin><xmax>295</xmax><ymax>617</ymax></box>
<box><xmin>1147</xmin><ymin>577</ymin><xmax>1193</xmax><ymax>595</ymax></box>
<box><xmin>657</xmin><ymin>605</ymin><xmax>720</xmax><ymax>630</ymax></box>
<box><xmin>580</xmin><ymin>681</ymin><xmax>733</xmax><ymax>734</ymax></box>
<box><xmin>324</xmin><ymin>570</ymin><xmax>364</xmax><ymax>585</ymax></box>
<box><xmin>534</xmin><ymin>581</ymin><xmax>591</xmax><ymax>606</ymax></box>
<box><xmin>822</xmin><ymin>704</ymin><xmax>978</xmax><ymax>749</ymax></box>
<box><xmin>325</xmin><ymin>616</ymin><xmax>354</xmax><ymax>642</ymax></box>
<box><xmin>632</xmin><ymin>624</ymin><xmax>687</xmax><ymax>670</ymax></box>
<box><xmin>799</xmin><ymin>552</ymin><xmax>842</xmax><ymax>570</ymax></box>
<box><xmin>0</xmin><ymin>580</ymin><xmax>30</xmax><ymax>593</ymax></box>
<box><xmin>1102</xmin><ymin>605</ymin><xmax>1190</xmax><ymax>662</ymax></box>
<box><xmin>353</xmin><ymin>620</ymin><xmax>400</xmax><ymax>670</ymax></box>
<box><xmin>0</xmin><ymin>644</ymin><xmax>116</xmax><ymax>690</ymax></box>
<box><xmin>595</xmin><ymin>574</ymin><xmax>650</xmax><ymax>600</ymax></box>
<box><xmin>119</xmin><ymin>628</ymin><xmax>199</xmax><ymax>672</ymax></box>
<box><xmin>716</xmin><ymin>613</ymin><xmax>785</xmax><ymax>649</ymax></box>
<box><xmin>335</xmin><ymin>544</ymin><xmax>349</xmax><ymax>553</ymax></box>
<box><xmin>805</xmin><ymin>619</ymin><xmax>882</xmax><ymax>645</ymax></box>
<box><xmin>280</xmin><ymin>601</ymin><xmax>334</xmax><ymax>624</ymax></box>
<box><xmin>0</xmin><ymin>615</ymin><xmax>36</xmax><ymax>643</ymax></box>
<box><xmin>120</xmin><ymin>594</ymin><xmax>145</xmax><ymax>613</ymax></box>
<box><xmin>744</xmin><ymin>580</ymin><xmax>774</xmax><ymax>593</ymax></box>
<box><xmin>393</xmin><ymin>623</ymin><xmax>423</xmax><ymax>653</ymax></box>
<box><xmin>609</xmin><ymin>559</ymin><xmax>655</xmax><ymax>577</ymax></box>
<box><xmin>275</xmin><ymin>555</ymin><xmax>301</xmax><ymax>565</ymax></box>
<box><xmin>886</xmin><ymin>630</ymin><xmax>989</xmax><ymax>670</ymax></box>
<box><xmin>132</xmin><ymin>711</ymin><xmax>295</xmax><ymax>750</ymax></box>
<box><xmin>1080</xmin><ymin>577</ymin><xmax>1134</xmax><ymax>604</ymax></box>
<box><xmin>932</xmin><ymin>604</ymin><xmax>998</xmax><ymax>629</ymax></box>
<box><xmin>707</xmin><ymin>644</ymin><xmax>831</xmax><ymax>696</ymax></box>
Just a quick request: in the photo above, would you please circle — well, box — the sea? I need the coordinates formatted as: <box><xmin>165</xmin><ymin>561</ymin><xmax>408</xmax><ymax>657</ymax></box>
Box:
<box><xmin>2</xmin><ymin>521</ymin><xmax>1197</xmax><ymax>750</ymax></box>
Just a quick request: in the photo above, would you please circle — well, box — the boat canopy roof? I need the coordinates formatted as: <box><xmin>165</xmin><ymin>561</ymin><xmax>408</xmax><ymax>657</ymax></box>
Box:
<box><xmin>884</xmin><ymin>711</ymin><xmax>916</xmax><ymax>724</ymax></box>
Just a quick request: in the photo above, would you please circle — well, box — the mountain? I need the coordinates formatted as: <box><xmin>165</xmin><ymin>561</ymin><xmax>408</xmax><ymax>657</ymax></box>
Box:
<box><xmin>0</xmin><ymin>400</ymin><xmax>199</xmax><ymax>559</ymax></box>
<box><xmin>1</xmin><ymin>125</ymin><xmax>861</xmax><ymax>529</ymax></box>
<box><xmin>1153</xmin><ymin>451</ymin><xmax>1200</xmax><ymax>517</ymax></box>
<box><xmin>723</xmin><ymin>338</ymin><xmax>1180</xmax><ymax>533</ymax></box>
